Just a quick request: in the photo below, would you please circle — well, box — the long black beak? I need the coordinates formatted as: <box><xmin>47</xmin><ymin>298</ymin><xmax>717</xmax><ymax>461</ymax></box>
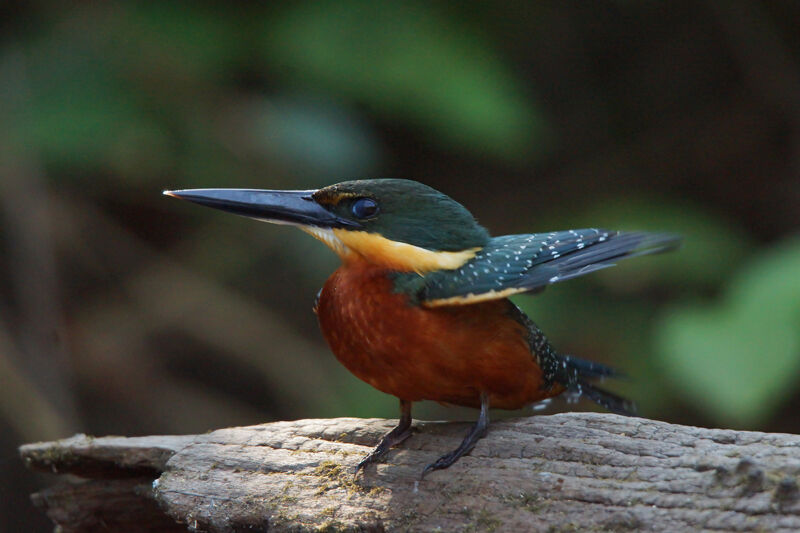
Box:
<box><xmin>163</xmin><ymin>188</ymin><xmax>360</xmax><ymax>229</ymax></box>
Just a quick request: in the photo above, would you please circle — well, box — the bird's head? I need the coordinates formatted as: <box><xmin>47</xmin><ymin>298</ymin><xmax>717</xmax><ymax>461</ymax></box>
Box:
<box><xmin>164</xmin><ymin>179</ymin><xmax>490</xmax><ymax>273</ymax></box>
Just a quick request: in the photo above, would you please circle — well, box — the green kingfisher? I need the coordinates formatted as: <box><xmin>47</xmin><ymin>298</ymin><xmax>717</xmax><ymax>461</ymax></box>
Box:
<box><xmin>165</xmin><ymin>179</ymin><xmax>679</xmax><ymax>477</ymax></box>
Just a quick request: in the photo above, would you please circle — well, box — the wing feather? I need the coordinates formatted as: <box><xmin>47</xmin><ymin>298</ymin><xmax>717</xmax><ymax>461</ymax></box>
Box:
<box><xmin>402</xmin><ymin>229</ymin><xmax>679</xmax><ymax>306</ymax></box>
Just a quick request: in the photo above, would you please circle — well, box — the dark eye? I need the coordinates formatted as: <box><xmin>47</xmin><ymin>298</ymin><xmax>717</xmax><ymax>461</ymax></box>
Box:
<box><xmin>351</xmin><ymin>197</ymin><xmax>379</xmax><ymax>219</ymax></box>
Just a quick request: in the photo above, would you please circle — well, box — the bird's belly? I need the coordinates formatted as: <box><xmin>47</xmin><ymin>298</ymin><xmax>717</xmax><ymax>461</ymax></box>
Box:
<box><xmin>316</xmin><ymin>263</ymin><xmax>554</xmax><ymax>409</ymax></box>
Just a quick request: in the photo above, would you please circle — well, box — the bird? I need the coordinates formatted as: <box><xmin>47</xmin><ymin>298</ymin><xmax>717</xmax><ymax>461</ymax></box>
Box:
<box><xmin>164</xmin><ymin>179</ymin><xmax>680</xmax><ymax>477</ymax></box>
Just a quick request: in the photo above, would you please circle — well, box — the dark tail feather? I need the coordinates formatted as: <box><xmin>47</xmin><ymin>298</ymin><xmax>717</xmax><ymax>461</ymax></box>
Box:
<box><xmin>560</xmin><ymin>354</ymin><xmax>636</xmax><ymax>416</ymax></box>
<box><xmin>517</xmin><ymin>305</ymin><xmax>638</xmax><ymax>417</ymax></box>
<box><xmin>561</xmin><ymin>355</ymin><xmax>625</xmax><ymax>380</ymax></box>
<box><xmin>574</xmin><ymin>379</ymin><xmax>637</xmax><ymax>416</ymax></box>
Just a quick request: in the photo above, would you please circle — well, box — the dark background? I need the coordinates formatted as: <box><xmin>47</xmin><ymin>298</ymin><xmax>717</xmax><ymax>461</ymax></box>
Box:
<box><xmin>2</xmin><ymin>2</ymin><xmax>799</xmax><ymax>530</ymax></box>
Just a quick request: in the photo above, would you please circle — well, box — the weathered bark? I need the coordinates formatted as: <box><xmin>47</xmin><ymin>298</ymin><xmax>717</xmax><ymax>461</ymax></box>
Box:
<box><xmin>20</xmin><ymin>413</ymin><xmax>800</xmax><ymax>532</ymax></box>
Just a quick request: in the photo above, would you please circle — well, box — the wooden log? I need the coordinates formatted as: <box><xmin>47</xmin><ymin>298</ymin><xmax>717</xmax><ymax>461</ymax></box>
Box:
<box><xmin>19</xmin><ymin>413</ymin><xmax>800</xmax><ymax>532</ymax></box>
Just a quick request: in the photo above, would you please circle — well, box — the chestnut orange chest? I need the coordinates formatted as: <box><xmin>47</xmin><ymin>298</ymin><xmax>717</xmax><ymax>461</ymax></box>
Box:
<box><xmin>316</xmin><ymin>259</ymin><xmax>560</xmax><ymax>410</ymax></box>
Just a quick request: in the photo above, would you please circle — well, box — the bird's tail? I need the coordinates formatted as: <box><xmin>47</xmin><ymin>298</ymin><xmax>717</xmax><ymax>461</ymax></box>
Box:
<box><xmin>560</xmin><ymin>355</ymin><xmax>637</xmax><ymax>416</ymax></box>
<box><xmin>508</xmin><ymin>302</ymin><xmax>637</xmax><ymax>416</ymax></box>
<box><xmin>572</xmin><ymin>378</ymin><xmax>637</xmax><ymax>416</ymax></box>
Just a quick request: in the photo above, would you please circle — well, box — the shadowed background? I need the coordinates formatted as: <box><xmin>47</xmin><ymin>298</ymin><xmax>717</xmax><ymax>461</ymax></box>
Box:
<box><xmin>2</xmin><ymin>2</ymin><xmax>799</xmax><ymax>530</ymax></box>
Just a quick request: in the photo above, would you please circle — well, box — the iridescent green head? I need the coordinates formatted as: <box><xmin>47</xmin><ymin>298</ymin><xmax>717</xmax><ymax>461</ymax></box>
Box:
<box><xmin>310</xmin><ymin>179</ymin><xmax>489</xmax><ymax>251</ymax></box>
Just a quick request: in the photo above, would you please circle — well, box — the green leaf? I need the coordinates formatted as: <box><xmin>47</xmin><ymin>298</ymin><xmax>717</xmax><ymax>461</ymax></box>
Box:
<box><xmin>655</xmin><ymin>238</ymin><xmax>800</xmax><ymax>428</ymax></box>
<box><xmin>260</xmin><ymin>0</ymin><xmax>546</xmax><ymax>160</ymax></box>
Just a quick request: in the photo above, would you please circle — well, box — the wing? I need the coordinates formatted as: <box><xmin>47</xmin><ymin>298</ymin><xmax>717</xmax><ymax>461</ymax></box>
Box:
<box><xmin>395</xmin><ymin>229</ymin><xmax>680</xmax><ymax>307</ymax></box>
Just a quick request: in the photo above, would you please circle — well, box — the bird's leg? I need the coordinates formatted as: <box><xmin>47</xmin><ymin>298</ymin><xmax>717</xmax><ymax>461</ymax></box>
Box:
<box><xmin>355</xmin><ymin>399</ymin><xmax>413</xmax><ymax>474</ymax></box>
<box><xmin>422</xmin><ymin>393</ymin><xmax>489</xmax><ymax>478</ymax></box>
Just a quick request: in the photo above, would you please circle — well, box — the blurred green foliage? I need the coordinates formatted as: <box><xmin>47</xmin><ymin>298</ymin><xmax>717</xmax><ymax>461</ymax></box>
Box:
<box><xmin>11</xmin><ymin>1</ymin><xmax>544</xmax><ymax>184</ymax></box>
<box><xmin>2</xmin><ymin>2</ymin><xmax>800</xmax><ymax>529</ymax></box>
<box><xmin>262</xmin><ymin>1</ymin><xmax>545</xmax><ymax>159</ymax></box>
<box><xmin>656</xmin><ymin>238</ymin><xmax>800</xmax><ymax>428</ymax></box>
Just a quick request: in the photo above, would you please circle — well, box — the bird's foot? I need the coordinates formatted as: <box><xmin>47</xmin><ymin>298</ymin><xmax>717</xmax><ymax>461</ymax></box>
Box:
<box><xmin>421</xmin><ymin>393</ymin><xmax>490</xmax><ymax>479</ymax></box>
<box><xmin>354</xmin><ymin>424</ymin><xmax>413</xmax><ymax>476</ymax></box>
<box><xmin>420</xmin><ymin>424</ymin><xmax>487</xmax><ymax>479</ymax></box>
<box><xmin>421</xmin><ymin>448</ymin><xmax>463</xmax><ymax>478</ymax></box>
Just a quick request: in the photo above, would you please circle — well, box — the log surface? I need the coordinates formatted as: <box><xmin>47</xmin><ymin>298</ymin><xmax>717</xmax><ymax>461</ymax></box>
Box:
<box><xmin>20</xmin><ymin>413</ymin><xmax>800</xmax><ymax>532</ymax></box>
